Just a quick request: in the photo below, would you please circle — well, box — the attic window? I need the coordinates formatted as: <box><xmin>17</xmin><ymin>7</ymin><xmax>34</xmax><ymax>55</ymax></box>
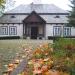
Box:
<box><xmin>11</xmin><ymin>15</ymin><xmax>15</xmax><ymax>18</ymax></box>
<box><xmin>55</xmin><ymin>15</ymin><xmax>60</xmax><ymax>18</ymax></box>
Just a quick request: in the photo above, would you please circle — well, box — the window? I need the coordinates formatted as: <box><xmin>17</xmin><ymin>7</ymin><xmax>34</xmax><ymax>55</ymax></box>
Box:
<box><xmin>53</xmin><ymin>26</ymin><xmax>61</xmax><ymax>36</ymax></box>
<box><xmin>55</xmin><ymin>15</ymin><xmax>60</xmax><ymax>18</ymax></box>
<box><xmin>63</xmin><ymin>27</ymin><xmax>71</xmax><ymax>36</ymax></box>
<box><xmin>11</xmin><ymin>15</ymin><xmax>15</xmax><ymax>18</ymax></box>
<box><xmin>9</xmin><ymin>26</ymin><xmax>17</xmax><ymax>35</ymax></box>
<box><xmin>0</xmin><ymin>26</ymin><xmax>8</xmax><ymax>35</ymax></box>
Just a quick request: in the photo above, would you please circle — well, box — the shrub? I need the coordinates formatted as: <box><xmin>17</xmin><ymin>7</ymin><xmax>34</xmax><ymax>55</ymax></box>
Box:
<box><xmin>53</xmin><ymin>38</ymin><xmax>75</xmax><ymax>72</ymax></box>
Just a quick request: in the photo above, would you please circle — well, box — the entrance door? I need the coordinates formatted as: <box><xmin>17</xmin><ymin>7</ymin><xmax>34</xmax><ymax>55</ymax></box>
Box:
<box><xmin>31</xmin><ymin>27</ymin><xmax>38</xmax><ymax>39</ymax></box>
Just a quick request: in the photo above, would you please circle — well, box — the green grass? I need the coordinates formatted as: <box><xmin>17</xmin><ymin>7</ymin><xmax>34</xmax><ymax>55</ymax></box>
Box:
<box><xmin>1</xmin><ymin>39</ymin><xmax>75</xmax><ymax>74</ymax></box>
<box><xmin>0</xmin><ymin>40</ymin><xmax>23</xmax><ymax>74</ymax></box>
<box><xmin>53</xmin><ymin>38</ymin><xmax>75</xmax><ymax>72</ymax></box>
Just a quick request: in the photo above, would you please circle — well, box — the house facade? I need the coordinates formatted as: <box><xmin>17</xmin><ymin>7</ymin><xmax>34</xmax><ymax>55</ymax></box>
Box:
<box><xmin>0</xmin><ymin>3</ymin><xmax>75</xmax><ymax>39</ymax></box>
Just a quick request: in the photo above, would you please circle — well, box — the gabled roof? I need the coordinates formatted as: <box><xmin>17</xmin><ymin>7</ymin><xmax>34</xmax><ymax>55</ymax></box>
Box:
<box><xmin>5</xmin><ymin>4</ymin><xmax>69</xmax><ymax>14</ymax></box>
<box><xmin>23</xmin><ymin>11</ymin><xmax>46</xmax><ymax>23</ymax></box>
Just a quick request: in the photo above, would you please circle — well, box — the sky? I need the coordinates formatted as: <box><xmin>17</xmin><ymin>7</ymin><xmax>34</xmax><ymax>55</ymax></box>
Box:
<box><xmin>14</xmin><ymin>0</ymin><xmax>70</xmax><ymax>10</ymax></box>
<box><xmin>6</xmin><ymin>0</ymin><xmax>71</xmax><ymax>11</ymax></box>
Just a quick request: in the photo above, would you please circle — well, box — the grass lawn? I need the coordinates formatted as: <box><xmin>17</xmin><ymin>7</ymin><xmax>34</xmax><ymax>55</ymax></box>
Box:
<box><xmin>0</xmin><ymin>39</ymin><xmax>52</xmax><ymax>75</ymax></box>
<box><xmin>1</xmin><ymin>38</ymin><xmax>75</xmax><ymax>75</ymax></box>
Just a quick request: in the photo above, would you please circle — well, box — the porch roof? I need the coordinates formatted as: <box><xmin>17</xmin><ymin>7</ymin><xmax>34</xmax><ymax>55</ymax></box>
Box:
<box><xmin>23</xmin><ymin>11</ymin><xmax>46</xmax><ymax>24</ymax></box>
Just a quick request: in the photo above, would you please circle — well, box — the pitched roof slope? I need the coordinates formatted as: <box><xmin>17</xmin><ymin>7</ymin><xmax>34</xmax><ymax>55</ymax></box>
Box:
<box><xmin>5</xmin><ymin>4</ymin><xmax>68</xmax><ymax>14</ymax></box>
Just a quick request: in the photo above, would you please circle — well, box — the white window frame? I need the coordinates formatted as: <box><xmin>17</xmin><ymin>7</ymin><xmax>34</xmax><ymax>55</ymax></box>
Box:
<box><xmin>0</xmin><ymin>26</ymin><xmax>8</xmax><ymax>35</ymax></box>
<box><xmin>53</xmin><ymin>26</ymin><xmax>61</xmax><ymax>36</ymax></box>
<box><xmin>9</xmin><ymin>26</ymin><xmax>17</xmax><ymax>35</ymax></box>
<box><xmin>63</xmin><ymin>27</ymin><xmax>71</xmax><ymax>36</ymax></box>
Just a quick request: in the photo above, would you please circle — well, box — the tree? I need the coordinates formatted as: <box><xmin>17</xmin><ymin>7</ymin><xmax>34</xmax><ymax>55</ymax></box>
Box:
<box><xmin>0</xmin><ymin>0</ymin><xmax>5</xmax><ymax>8</ymax></box>
<box><xmin>0</xmin><ymin>0</ymin><xmax>5</xmax><ymax>16</ymax></box>
<box><xmin>0</xmin><ymin>0</ymin><xmax>15</xmax><ymax>16</ymax></box>
<box><xmin>68</xmin><ymin>0</ymin><xmax>75</xmax><ymax>27</ymax></box>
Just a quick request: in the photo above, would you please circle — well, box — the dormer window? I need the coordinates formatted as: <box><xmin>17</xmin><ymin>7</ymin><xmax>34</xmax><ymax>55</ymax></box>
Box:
<box><xmin>55</xmin><ymin>15</ymin><xmax>60</xmax><ymax>18</ymax></box>
<box><xmin>11</xmin><ymin>15</ymin><xmax>15</xmax><ymax>18</ymax></box>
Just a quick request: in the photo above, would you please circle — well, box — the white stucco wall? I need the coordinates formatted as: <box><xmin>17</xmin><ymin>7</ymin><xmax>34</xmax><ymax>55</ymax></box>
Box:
<box><xmin>15</xmin><ymin>24</ymin><xmax>23</xmax><ymax>37</ymax></box>
<box><xmin>0</xmin><ymin>24</ymin><xmax>23</xmax><ymax>37</ymax></box>
<box><xmin>46</xmin><ymin>24</ymin><xmax>75</xmax><ymax>39</ymax></box>
<box><xmin>46</xmin><ymin>24</ymin><xmax>53</xmax><ymax>39</ymax></box>
<box><xmin>71</xmin><ymin>27</ymin><xmax>75</xmax><ymax>36</ymax></box>
<box><xmin>1</xmin><ymin>23</ymin><xmax>75</xmax><ymax>38</ymax></box>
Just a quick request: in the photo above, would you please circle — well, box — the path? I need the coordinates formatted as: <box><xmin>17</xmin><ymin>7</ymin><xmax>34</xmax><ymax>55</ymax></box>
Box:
<box><xmin>10</xmin><ymin>58</ymin><xmax>28</xmax><ymax>75</ymax></box>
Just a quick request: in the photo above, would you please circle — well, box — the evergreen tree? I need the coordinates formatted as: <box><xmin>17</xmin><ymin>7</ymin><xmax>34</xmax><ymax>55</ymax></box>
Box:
<box><xmin>68</xmin><ymin>0</ymin><xmax>75</xmax><ymax>27</ymax></box>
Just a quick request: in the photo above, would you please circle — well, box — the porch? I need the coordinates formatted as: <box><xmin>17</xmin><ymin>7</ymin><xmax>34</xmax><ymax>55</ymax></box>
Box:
<box><xmin>23</xmin><ymin>11</ymin><xmax>46</xmax><ymax>39</ymax></box>
<box><xmin>23</xmin><ymin>23</ymin><xmax>45</xmax><ymax>39</ymax></box>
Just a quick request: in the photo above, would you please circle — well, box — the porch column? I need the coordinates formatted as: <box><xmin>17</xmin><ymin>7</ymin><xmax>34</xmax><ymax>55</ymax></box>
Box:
<box><xmin>23</xmin><ymin>24</ymin><xmax>26</xmax><ymax>35</ymax></box>
<box><xmin>25</xmin><ymin>24</ymin><xmax>27</xmax><ymax>36</ymax></box>
<box><xmin>23</xmin><ymin>23</ymin><xmax>27</xmax><ymax>39</ymax></box>
<box><xmin>43</xmin><ymin>24</ymin><xmax>46</xmax><ymax>39</ymax></box>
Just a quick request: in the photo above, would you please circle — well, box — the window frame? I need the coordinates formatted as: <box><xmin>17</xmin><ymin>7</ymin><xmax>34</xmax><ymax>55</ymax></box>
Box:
<box><xmin>0</xmin><ymin>26</ymin><xmax>8</xmax><ymax>35</ymax></box>
<box><xmin>53</xmin><ymin>26</ymin><xmax>61</xmax><ymax>36</ymax></box>
<box><xmin>9</xmin><ymin>26</ymin><xmax>17</xmax><ymax>35</ymax></box>
<box><xmin>63</xmin><ymin>27</ymin><xmax>71</xmax><ymax>36</ymax></box>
